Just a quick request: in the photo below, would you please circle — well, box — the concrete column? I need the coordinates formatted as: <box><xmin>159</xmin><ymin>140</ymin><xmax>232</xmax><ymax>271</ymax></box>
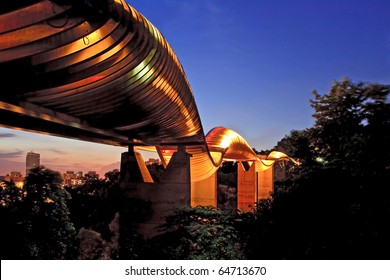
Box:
<box><xmin>121</xmin><ymin>146</ymin><xmax>192</xmax><ymax>239</ymax></box>
<box><xmin>257</xmin><ymin>166</ymin><xmax>274</xmax><ymax>200</ymax></box>
<box><xmin>237</xmin><ymin>162</ymin><xmax>257</xmax><ymax>211</ymax></box>
<box><xmin>120</xmin><ymin>146</ymin><xmax>153</xmax><ymax>184</ymax></box>
<box><xmin>191</xmin><ymin>172</ymin><xmax>217</xmax><ymax>207</ymax></box>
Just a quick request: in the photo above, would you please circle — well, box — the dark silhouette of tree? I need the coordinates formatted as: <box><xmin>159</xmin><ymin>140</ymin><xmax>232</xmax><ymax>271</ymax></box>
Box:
<box><xmin>146</xmin><ymin>163</ymin><xmax>165</xmax><ymax>182</ymax></box>
<box><xmin>0</xmin><ymin>166</ymin><xmax>76</xmax><ymax>259</ymax></box>
<box><xmin>0</xmin><ymin>179</ymin><xmax>23</xmax><ymax>207</ymax></box>
<box><xmin>0</xmin><ymin>180</ymin><xmax>24</xmax><ymax>259</ymax></box>
<box><xmin>273</xmin><ymin>129</ymin><xmax>317</xmax><ymax>179</ymax></box>
<box><xmin>65</xmin><ymin>170</ymin><xmax>121</xmax><ymax>241</ymax></box>
<box><xmin>76</xmin><ymin>212</ymin><xmax>120</xmax><ymax>259</ymax></box>
<box><xmin>253</xmin><ymin>147</ymin><xmax>271</xmax><ymax>155</ymax></box>
<box><xmin>147</xmin><ymin>206</ymin><xmax>245</xmax><ymax>260</ymax></box>
<box><xmin>104</xmin><ymin>169</ymin><xmax>120</xmax><ymax>184</ymax></box>
<box><xmin>65</xmin><ymin>169</ymin><xmax>124</xmax><ymax>259</ymax></box>
<box><xmin>242</xmin><ymin>167</ymin><xmax>390</xmax><ymax>259</ymax></box>
<box><xmin>22</xmin><ymin>166</ymin><xmax>76</xmax><ymax>259</ymax></box>
<box><xmin>274</xmin><ymin>129</ymin><xmax>314</xmax><ymax>164</ymax></box>
<box><xmin>274</xmin><ymin>79</ymin><xmax>390</xmax><ymax>177</ymax></box>
<box><xmin>310</xmin><ymin>78</ymin><xmax>390</xmax><ymax>175</ymax></box>
<box><xmin>217</xmin><ymin>161</ymin><xmax>237</xmax><ymax>211</ymax></box>
<box><xmin>242</xmin><ymin>78</ymin><xmax>390</xmax><ymax>260</ymax></box>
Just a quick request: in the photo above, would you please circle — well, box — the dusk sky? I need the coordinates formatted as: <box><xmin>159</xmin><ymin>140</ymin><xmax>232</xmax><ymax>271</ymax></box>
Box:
<box><xmin>1</xmin><ymin>0</ymin><xmax>389</xmax><ymax>176</ymax></box>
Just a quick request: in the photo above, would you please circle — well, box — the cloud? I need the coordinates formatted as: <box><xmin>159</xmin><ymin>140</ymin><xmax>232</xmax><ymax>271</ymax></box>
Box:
<box><xmin>0</xmin><ymin>133</ymin><xmax>16</xmax><ymax>138</ymax></box>
<box><xmin>47</xmin><ymin>148</ymin><xmax>67</xmax><ymax>155</ymax></box>
<box><xmin>0</xmin><ymin>151</ymin><xmax>24</xmax><ymax>158</ymax></box>
<box><xmin>100</xmin><ymin>161</ymin><xmax>120</xmax><ymax>175</ymax></box>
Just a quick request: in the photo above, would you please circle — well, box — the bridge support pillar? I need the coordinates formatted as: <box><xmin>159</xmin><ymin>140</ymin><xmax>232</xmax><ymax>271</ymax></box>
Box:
<box><xmin>191</xmin><ymin>172</ymin><xmax>217</xmax><ymax>208</ymax></box>
<box><xmin>257</xmin><ymin>167</ymin><xmax>274</xmax><ymax>200</ymax></box>
<box><xmin>237</xmin><ymin>162</ymin><xmax>275</xmax><ymax>212</ymax></box>
<box><xmin>120</xmin><ymin>146</ymin><xmax>191</xmax><ymax>239</ymax></box>
<box><xmin>237</xmin><ymin>162</ymin><xmax>257</xmax><ymax>211</ymax></box>
<box><xmin>120</xmin><ymin>146</ymin><xmax>153</xmax><ymax>183</ymax></box>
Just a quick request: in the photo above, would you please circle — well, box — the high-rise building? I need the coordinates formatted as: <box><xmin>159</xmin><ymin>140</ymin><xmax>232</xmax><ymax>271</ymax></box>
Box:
<box><xmin>26</xmin><ymin>151</ymin><xmax>40</xmax><ymax>175</ymax></box>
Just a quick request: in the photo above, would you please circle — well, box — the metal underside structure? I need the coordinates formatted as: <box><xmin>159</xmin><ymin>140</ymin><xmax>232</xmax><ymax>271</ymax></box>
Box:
<box><xmin>0</xmin><ymin>0</ymin><xmax>291</xmax><ymax>182</ymax></box>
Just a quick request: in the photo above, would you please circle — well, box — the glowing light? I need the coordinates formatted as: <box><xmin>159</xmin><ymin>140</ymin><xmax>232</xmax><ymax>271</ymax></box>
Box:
<box><xmin>220</xmin><ymin>130</ymin><xmax>237</xmax><ymax>149</ymax></box>
<box><xmin>151</xmin><ymin>75</ymin><xmax>197</xmax><ymax>134</ymax></box>
<box><xmin>45</xmin><ymin>198</ymin><xmax>54</xmax><ymax>203</ymax></box>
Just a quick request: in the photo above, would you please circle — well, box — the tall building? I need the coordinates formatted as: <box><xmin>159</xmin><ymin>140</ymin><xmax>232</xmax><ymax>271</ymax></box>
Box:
<box><xmin>26</xmin><ymin>151</ymin><xmax>40</xmax><ymax>175</ymax></box>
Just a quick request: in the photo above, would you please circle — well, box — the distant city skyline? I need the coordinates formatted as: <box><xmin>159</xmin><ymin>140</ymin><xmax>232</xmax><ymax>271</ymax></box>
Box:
<box><xmin>1</xmin><ymin>0</ymin><xmax>389</xmax><ymax>176</ymax></box>
<box><xmin>0</xmin><ymin>139</ymin><xmax>125</xmax><ymax>176</ymax></box>
<box><xmin>0</xmin><ymin>142</ymin><xmax>158</xmax><ymax>176</ymax></box>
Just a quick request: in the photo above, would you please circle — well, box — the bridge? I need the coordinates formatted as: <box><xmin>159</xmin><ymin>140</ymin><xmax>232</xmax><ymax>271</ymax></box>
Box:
<box><xmin>0</xmin><ymin>0</ymin><xmax>294</xmax><ymax>237</ymax></box>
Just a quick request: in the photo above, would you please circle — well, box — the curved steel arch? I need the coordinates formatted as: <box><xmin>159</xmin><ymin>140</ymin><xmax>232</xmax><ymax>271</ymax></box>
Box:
<box><xmin>0</xmin><ymin>0</ymin><xmax>292</xmax><ymax>182</ymax></box>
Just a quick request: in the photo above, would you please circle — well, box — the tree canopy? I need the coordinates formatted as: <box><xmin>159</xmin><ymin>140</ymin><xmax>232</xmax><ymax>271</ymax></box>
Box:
<box><xmin>310</xmin><ymin>78</ymin><xmax>390</xmax><ymax>175</ymax></box>
<box><xmin>258</xmin><ymin>78</ymin><xmax>390</xmax><ymax>259</ymax></box>
<box><xmin>275</xmin><ymin>78</ymin><xmax>390</xmax><ymax>176</ymax></box>
<box><xmin>1</xmin><ymin>166</ymin><xmax>76</xmax><ymax>259</ymax></box>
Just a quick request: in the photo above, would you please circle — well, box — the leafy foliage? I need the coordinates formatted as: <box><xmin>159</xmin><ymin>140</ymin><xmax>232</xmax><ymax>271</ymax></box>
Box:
<box><xmin>0</xmin><ymin>180</ymin><xmax>24</xmax><ymax>259</ymax></box>
<box><xmin>310</xmin><ymin>78</ymin><xmax>390</xmax><ymax>175</ymax></box>
<box><xmin>243</xmin><ymin>167</ymin><xmax>390</xmax><ymax>259</ymax></box>
<box><xmin>76</xmin><ymin>212</ymin><xmax>120</xmax><ymax>260</ymax></box>
<box><xmin>275</xmin><ymin>129</ymin><xmax>314</xmax><ymax>164</ymax></box>
<box><xmin>146</xmin><ymin>163</ymin><xmax>165</xmax><ymax>182</ymax></box>
<box><xmin>149</xmin><ymin>206</ymin><xmax>246</xmax><ymax>260</ymax></box>
<box><xmin>65</xmin><ymin>170</ymin><xmax>121</xmax><ymax>236</ymax></box>
<box><xmin>247</xmin><ymin>79</ymin><xmax>390</xmax><ymax>259</ymax></box>
<box><xmin>0</xmin><ymin>166</ymin><xmax>76</xmax><ymax>259</ymax></box>
<box><xmin>65</xmin><ymin>170</ymin><xmax>122</xmax><ymax>259</ymax></box>
<box><xmin>217</xmin><ymin>161</ymin><xmax>237</xmax><ymax>210</ymax></box>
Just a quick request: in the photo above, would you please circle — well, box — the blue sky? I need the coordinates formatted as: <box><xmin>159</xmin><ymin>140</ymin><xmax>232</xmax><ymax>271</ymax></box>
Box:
<box><xmin>129</xmin><ymin>0</ymin><xmax>390</xmax><ymax>146</ymax></box>
<box><xmin>1</xmin><ymin>0</ymin><xmax>389</xmax><ymax>175</ymax></box>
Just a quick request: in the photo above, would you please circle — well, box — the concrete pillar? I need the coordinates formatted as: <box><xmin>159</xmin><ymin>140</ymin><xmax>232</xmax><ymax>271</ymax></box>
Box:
<box><xmin>237</xmin><ymin>162</ymin><xmax>257</xmax><ymax>211</ymax></box>
<box><xmin>257</xmin><ymin>166</ymin><xmax>274</xmax><ymax>200</ymax></box>
<box><xmin>159</xmin><ymin>145</ymin><xmax>191</xmax><ymax>185</ymax></box>
<box><xmin>191</xmin><ymin>172</ymin><xmax>217</xmax><ymax>207</ymax></box>
<box><xmin>121</xmin><ymin>146</ymin><xmax>192</xmax><ymax>239</ymax></box>
<box><xmin>120</xmin><ymin>146</ymin><xmax>153</xmax><ymax>183</ymax></box>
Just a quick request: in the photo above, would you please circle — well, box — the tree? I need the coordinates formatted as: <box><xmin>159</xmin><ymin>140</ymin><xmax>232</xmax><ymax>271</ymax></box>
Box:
<box><xmin>273</xmin><ymin>129</ymin><xmax>317</xmax><ymax>177</ymax></box>
<box><xmin>76</xmin><ymin>212</ymin><xmax>120</xmax><ymax>260</ymax></box>
<box><xmin>65</xmin><ymin>169</ymin><xmax>122</xmax><ymax>259</ymax></box>
<box><xmin>149</xmin><ymin>206</ymin><xmax>246</xmax><ymax>260</ymax></box>
<box><xmin>0</xmin><ymin>179</ymin><xmax>23</xmax><ymax>208</ymax></box>
<box><xmin>146</xmin><ymin>163</ymin><xmax>165</xmax><ymax>182</ymax></box>
<box><xmin>243</xmin><ymin>79</ymin><xmax>390</xmax><ymax>259</ymax></box>
<box><xmin>244</xmin><ymin>165</ymin><xmax>390</xmax><ymax>259</ymax></box>
<box><xmin>0</xmin><ymin>180</ymin><xmax>24</xmax><ymax>259</ymax></box>
<box><xmin>20</xmin><ymin>166</ymin><xmax>76</xmax><ymax>259</ymax></box>
<box><xmin>217</xmin><ymin>161</ymin><xmax>237</xmax><ymax>211</ymax></box>
<box><xmin>104</xmin><ymin>169</ymin><xmax>120</xmax><ymax>184</ymax></box>
<box><xmin>310</xmin><ymin>78</ymin><xmax>390</xmax><ymax>175</ymax></box>
<box><xmin>65</xmin><ymin>171</ymin><xmax>120</xmax><ymax>232</ymax></box>
<box><xmin>274</xmin><ymin>129</ymin><xmax>313</xmax><ymax>162</ymax></box>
